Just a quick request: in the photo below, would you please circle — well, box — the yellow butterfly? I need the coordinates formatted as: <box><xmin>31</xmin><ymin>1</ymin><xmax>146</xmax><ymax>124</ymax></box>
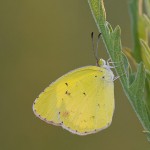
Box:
<box><xmin>33</xmin><ymin>33</ymin><xmax>115</xmax><ymax>135</ymax></box>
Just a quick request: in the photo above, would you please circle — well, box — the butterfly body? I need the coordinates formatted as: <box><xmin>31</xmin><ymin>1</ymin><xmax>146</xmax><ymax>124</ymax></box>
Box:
<box><xmin>33</xmin><ymin>60</ymin><xmax>115</xmax><ymax>135</ymax></box>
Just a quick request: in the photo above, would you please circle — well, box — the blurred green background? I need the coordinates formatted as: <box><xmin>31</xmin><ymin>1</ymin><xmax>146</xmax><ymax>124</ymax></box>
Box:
<box><xmin>0</xmin><ymin>0</ymin><xmax>150</xmax><ymax>149</ymax></box>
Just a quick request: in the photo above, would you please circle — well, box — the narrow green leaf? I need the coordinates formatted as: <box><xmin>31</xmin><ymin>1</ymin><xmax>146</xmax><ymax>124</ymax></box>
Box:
<box><xmin>140</xmin><ymin>39</ymin><xmax>150</xmax><ymax>71</ymax></box>
<box><xmin>129</xmin><ymin>0</ymin><xmax>142</xmax><ymax>62</ymax></box>
<box><xmin>144</xmin><ymin>0</ymin><xmax>150</xmax><ymax>17</ymax></box>
<box><xmin>106</xmin><ymin>21</ymin><xmax>113</xmax><ymax>33</ymax></box>
<box><xmin>129</xmin><ymin>63</ymin><xmax>145</xmax><ymax>99</ymax></box>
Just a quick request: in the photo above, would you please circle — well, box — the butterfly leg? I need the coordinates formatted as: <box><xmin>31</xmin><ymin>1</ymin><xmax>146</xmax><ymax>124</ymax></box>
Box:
<box><xmin>113</xmin><ymin>72</ymin><xmax>127</xmax><ymax>81</ymax></box>
<box><xmin>107</xmin><ymin>58</ymin><xmax>124</xmax><ymax>69</ymax></box>
<box><xmin>113</xmin><ymin>76</ymin><xmax>120</xmax><ymax>81</ymax></box>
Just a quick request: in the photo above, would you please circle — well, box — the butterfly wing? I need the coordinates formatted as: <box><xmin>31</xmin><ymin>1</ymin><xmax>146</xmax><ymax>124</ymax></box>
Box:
<box><xmin>33</xmin><ymin>66</ymin><xmax>114</xmax><ymax>135</ymax></box>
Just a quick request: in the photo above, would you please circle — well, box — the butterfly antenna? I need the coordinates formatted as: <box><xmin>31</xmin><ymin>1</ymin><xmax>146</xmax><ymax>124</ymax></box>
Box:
<box><xmin>96</xmin><ymin>33</ymin><xmax>102</xmax><ymax>59</ymax></box>
<box><xmin>91</xmin><ymin>32</ymin><xmax>99</xmax><ymax>63</ymax></box>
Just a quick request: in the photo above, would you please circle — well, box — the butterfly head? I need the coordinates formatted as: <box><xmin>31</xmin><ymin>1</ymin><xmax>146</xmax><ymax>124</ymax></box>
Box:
<box><xmin>97</xmin><ymin>59</ymin><xmax>106</xmax><ymax>67</ymax></box>
<box><xmin>97</xmin><ymin>58</ymin><xmax>112</xmax><ymax>71</ymax></box>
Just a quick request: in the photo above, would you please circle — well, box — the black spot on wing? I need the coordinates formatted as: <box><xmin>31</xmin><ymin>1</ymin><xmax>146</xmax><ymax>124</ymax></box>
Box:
<box><xmin>102</xmin><ymin>76</ymin><xmax>105</xmax><ymax>79</ymax></box>
<box><xmin>83</xmin><ymin>92</ymin><xmax>86</xmax><ymax>96</ymax></box>
<box><xmin>92</xmin><ymin>116</ymin><xmax>95</xmax><ymax>119</ymax></box>
<box><xmin>65</xmin><ymin>90</ymin><xmax>71</xmax><ymax>95</ymax></box>
<box><xmin>65</xmin><ymin>82</ymin><xmax>68</xmax><ymax>86</ymax></box>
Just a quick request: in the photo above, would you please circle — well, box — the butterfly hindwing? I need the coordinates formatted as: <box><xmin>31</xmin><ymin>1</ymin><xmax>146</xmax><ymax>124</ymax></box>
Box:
<box><xmin>33</xmin><ymin>66</ymin><xmax>114</xmax><ymax>135</ymax></box>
